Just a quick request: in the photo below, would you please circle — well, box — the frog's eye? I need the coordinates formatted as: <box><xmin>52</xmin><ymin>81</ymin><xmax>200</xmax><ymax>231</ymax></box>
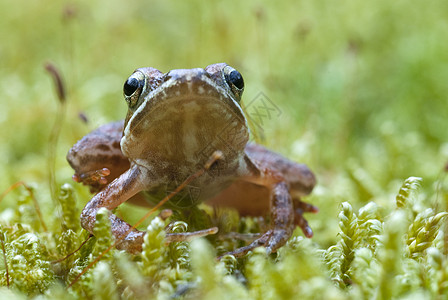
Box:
<box><xmin>124</xmin><ymin>77</ymin><xmax>140</xmax><ymax>96</ymax></box>
<box><xmin>124</xmin><ymin>72</ymin><xmax>145</xmax><ymax>96</ymax></box>
<box><xmin>223</xmin><ymin>66</ymin><xmax>244</xmax><ymax>101</ymax></box>
<box><xmin>224</xmin><ymin>66</ymin><xmax>244</xmax><ymax>91</ymax></box>
<box><xmin>124</xmin><ymin>72</ymin><xmax>145</xmax><ymax>106</ymax></box>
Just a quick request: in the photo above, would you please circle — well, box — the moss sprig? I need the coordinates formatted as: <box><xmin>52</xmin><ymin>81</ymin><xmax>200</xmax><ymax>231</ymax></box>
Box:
<box><xmin>406</xmin><ymin>208</ymin><xmax>448</xmax><ymax>259</ymax></box>
<box><xmin>57</xmin><ymin>184</ymin><xmax>79</xmax><ymax>232</ymax></box>
<box><xmin>376</xmin><ymin>211</ymin><xmax>407</xmax><ymax>300</ymax></box>
<box><xmin>7</xmin><ymin>232</ymin><xmax>54</xmax><ymax>295</ymax></box>
<box><xmin>190</xmin><ymin>239</ymin><xmax>248</xmax><ymax>299</ymax></box>
<box><xmin>15</xmin><ymin>185</ymin><xmax>41</xmax><ymax>232</ymax></box>
<box><xmin>396</xmin><ymin>177</ymin><xmax>422</xmax><ymax>209</ymax></box>
<box><xmin>323</xmin><ymin>245</ymin><xmax>344</xmax><ymax>287</ymax></box>
<box><xmin>113</xmin><ymin>252</ymin><xmax>148</xmax><ymax>300</ymax></box>
<box><xmin>91</xmin><ymin>262</ymin><xmax>119</xmax><ymax>300</ymax></box>
<box><xmin>351</xmin><ymin>247</ymin><xmax>379</xmax><ymax>299</ymax></box>
<box><xmin>325</xmin><ymin>200</ymin><xmax>386</xmax><ymax>290</ymax></box>
<box><xmin>427</xmin><ymin>247</ymin><xmax>448</xmax><ymax>297</ymax></box>
<box><xmin>357</xmin><ymin>202</ymin><xmax>383</xmax><ymax>252</ymax></box>
<box><xmin>167</xmin><ymin>221</ymin><xmax>190</xmax><ymax>269</ymax></box>
<box><xmin>338</xmin><ymin>201</ymin><xmax>360</xmax><ymax>284</ymax></box>
<box><xmin>245</xmin><ymin>248</ymin><xmax>270</xmax><ymax>300</ymax></box>
<box><xmin>92</xmin><ymin>207</ymin><xmax>115</xmax><ymax>260</ymax></box>
<box><xmin>140</xmin><ymin>215</ymin><xmax>167</xmax><ymax>280</ymax></box>
<box><xmin>66</xmin><ymin>208</ymin><xmax>114</xmax><ymax>297</ymax></box>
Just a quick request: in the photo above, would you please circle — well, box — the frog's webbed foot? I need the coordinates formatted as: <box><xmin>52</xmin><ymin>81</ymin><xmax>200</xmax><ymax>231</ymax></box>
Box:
<box><xmin>221</xmin><ymin>228</ymin><xmax>292</xmax><ymax>258</ymax></box>
<box><xmin>220</xmin><ymin>181</ymin><xmax>300</xmax><ymax>258</ymax></box>
<box><xmin>67</xmin><ymin>120</ymin><xmax>130</xmax><ymax>193</ymax></box>
<box><xmin>72</xmin><ymin>168</ymin><xmax>111</xmax><ymax>193</ymax></box>
<box><xmin>293</xmin><ymin>197</ymin><xmax>318</xmax><ymax>238</ymax></box>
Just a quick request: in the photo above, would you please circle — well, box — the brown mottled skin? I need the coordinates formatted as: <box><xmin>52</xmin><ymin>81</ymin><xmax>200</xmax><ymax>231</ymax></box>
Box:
<box><xmin>67</xmin><ymin>63</ymin><xmax>317</xmax><ymax>256</ymax></box>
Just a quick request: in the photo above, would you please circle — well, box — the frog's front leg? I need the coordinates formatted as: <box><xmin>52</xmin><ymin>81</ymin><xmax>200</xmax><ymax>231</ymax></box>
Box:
<box><xmin>81</xmin><ymin>164</ymin><xmax>149</xmax><ymax>253</ymax></box>
<box><xmin>81</xmin><ymin>157</ymin><xmax>221</xmax><ymax>253</ymax></box>
<box><xmin>261</xmin><ymin>181</ymin><xmax>296</xmax><ymax>252</ymax></box>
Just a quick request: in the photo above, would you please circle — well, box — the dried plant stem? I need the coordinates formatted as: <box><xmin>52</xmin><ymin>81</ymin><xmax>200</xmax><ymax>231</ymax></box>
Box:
<box><xmin>51</xmin><ymin>235</ymin><xmax>93</xmax><ymax>264</ymax></box>
<box><xmin>44</xmin><ymin>62</ymin><xmax>67</xmax><ymax>207</ymax></box>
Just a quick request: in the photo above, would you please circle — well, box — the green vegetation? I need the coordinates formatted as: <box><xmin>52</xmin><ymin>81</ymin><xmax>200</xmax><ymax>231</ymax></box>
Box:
<box><xmin>1</xmin><ymin>0</ymin><xmax>448</xmax><ymax>298</ymax></box>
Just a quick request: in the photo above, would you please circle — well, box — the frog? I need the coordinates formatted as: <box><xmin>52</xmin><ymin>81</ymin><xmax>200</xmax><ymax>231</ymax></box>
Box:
<box><xmin>67</xmin><ymin>63</ymin><xmax>317</xmax><ymax>257</ymax></box>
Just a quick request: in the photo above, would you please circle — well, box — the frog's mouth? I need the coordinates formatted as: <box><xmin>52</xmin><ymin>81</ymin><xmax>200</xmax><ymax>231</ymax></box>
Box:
<box><xmin>122</xmin><ymin>69</ymin><xmax>249</xmax><ymax>168</ymax></box>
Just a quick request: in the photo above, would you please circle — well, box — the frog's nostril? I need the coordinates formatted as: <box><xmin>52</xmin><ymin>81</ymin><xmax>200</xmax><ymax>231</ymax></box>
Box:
<box><xmin>162</xmin><ymin>73</ymin><xmax>173</xmax><ymax>83</ymax></box>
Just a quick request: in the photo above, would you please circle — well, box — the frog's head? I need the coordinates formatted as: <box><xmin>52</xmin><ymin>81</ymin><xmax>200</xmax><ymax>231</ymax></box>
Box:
<box><xmin>120</xmin><ymin>63</ymin><xmax>249</xmax><ymax>169</ymax></box>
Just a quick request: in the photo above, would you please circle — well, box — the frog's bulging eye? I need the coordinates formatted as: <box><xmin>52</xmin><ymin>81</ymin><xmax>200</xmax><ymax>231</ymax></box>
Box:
<box><xmin>224</xmin><ymin>66</ymin><xmax>244</xmax><ymax>91</ymax></box>
<box><xmin>124</xmin><ymin>77</ymin><xmax>140</xmax><ymax>96</ymax></box>
<box><xmin>223</xmin><ymin>66</ymin><xmax>244</xmax><ymax>101</ymax></box>
<box><xmin>226</xmin><ymin>70</ymin><xmax>244</xmax><ymax>90</ymax></box>
<box><xmin>123</xmin><ymin>72</ymin><xmax>145</xmax><ymax>107</ymax></box>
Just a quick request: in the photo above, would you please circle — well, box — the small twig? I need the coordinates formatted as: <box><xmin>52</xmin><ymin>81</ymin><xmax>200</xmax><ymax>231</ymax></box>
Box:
<box><xmin>0</xmin><ymin>181</ymin><xmax>48</xmax><ymax>232</ymax></box>
<box><xmin>0</xmin><ymin>181</ymin><xmax>24</xmax><ymax>204</ymax></box>
<box><xmin>44</xmin><ymin>62</ymin><xmax>67</xmax><ymax>210</ymax></box>
<box><xmin>51</xmin><ymin>235</ymin><xmax>93</xmax><ymax>264</ymax></box>
<box><xmin>217</xmin><ymin>232</ymin><xmax>262</xmax><ymax>242</ymax></box>
<box><xmin>165</xmin><ymin>227</ymin><xmax>219</xmax><ymax>243</ymax></box>
<box><xmin>68</xmin><ymin>151</ymin><xmax>223</xmax><ymax>289</ymax></box>
<box><xmin>44</xmin><ymin>62</ymin><xmax>66</xmax><ymax>104</ymax></box>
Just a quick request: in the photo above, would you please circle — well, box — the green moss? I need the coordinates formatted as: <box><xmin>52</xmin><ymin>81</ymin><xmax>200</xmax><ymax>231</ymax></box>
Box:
<box><xmin>1</xmin><ymin>0</ymin><xmax>448</xmax><ymax>298</ymax></box>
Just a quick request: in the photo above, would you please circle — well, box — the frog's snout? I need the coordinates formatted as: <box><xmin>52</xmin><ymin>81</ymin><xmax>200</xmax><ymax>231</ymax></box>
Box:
<box><xmin>163</xmin><ymin>68</ymin><xmax>208</xmax><ymax>83</ymax></box>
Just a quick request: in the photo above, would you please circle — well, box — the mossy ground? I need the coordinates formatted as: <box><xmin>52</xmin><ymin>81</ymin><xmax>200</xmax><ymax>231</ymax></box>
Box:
<box><xmin>1</xmin><ymin>0</ymin><xmax>448</xmax><ymax>299</ymax></box>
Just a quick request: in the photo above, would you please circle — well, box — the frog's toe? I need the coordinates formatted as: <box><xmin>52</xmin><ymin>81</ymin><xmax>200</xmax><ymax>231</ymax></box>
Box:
<box><xmin>292</xmin><ymin>198</ymin><xmax>317</xmax><ymax>238</ymax></box>
<box><xmin>294</xmin><ymin>208</ymin><xmax>313</xmax><ymax>238</ymax></box>
<box><xmin>218</xmin><ymin>233</ymin><xmax>268</xmax><ymax>258</ymax></box>
<box><xmin>294</xmin><ymin>197</ymin><xmax>319</xmax><ymax>213</ymax></box>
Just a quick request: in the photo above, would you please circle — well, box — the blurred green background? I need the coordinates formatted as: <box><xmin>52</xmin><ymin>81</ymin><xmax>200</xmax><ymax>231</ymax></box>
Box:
<box><xmin>1</xmin><ymin>0</ymin><xmax>448</xmax><ymax>248</ymax></box>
